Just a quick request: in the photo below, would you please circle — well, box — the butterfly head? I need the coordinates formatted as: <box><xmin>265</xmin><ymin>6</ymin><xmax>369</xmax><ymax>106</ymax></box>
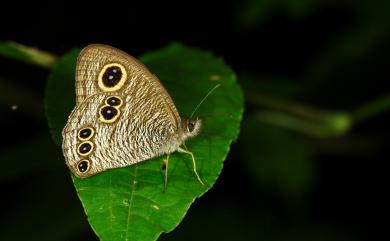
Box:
<box><xmin>182</xmin><ymin>118</ymin><xmax>202</xmax><ymax>139</ymax></box>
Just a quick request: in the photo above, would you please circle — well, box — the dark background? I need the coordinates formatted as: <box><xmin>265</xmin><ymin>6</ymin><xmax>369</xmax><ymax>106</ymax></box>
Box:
<box><xmin>1</xmin><ymin>0</ymin><xmax>389</xmax><ymax>240</ymax></box>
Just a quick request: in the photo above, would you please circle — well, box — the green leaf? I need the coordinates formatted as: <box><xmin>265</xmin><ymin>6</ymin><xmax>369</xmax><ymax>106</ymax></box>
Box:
<box><xmin>45</xmin><ymin>48</ymin><xmax>80</xmax><ymax>145</ymax></box>
<box><xmin>45</xmin><ymin>43</ymin><xmax>243</xmax><ymax>241</ymax></box>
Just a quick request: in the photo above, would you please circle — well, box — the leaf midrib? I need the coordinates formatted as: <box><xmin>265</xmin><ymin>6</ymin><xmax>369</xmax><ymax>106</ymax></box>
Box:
<box><xmin>124</xmin><ymin>166</ymin><xmax>139</xmax><ymax>241</ymax></box>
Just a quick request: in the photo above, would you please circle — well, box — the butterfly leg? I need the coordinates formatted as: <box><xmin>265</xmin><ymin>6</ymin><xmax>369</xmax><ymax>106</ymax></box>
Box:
<box><xmin>162</xmin><ymin>155</ymin><xmax>170</xmax><ymax>192</ymax></box>
<box><xmin>177</xmin><ymin>147</ymin><xmax>205</xmax><ymax>186</ymax></box>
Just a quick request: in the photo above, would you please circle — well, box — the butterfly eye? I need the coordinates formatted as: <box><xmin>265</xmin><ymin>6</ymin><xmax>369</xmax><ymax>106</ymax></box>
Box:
<box><xmin>77</xmin><ymin>141</ymin><xmax>94</xmax><ymax>156</ymax></box>
<box><xmin>106</xmin><ymin>96</ymin><xmax>122</xmax><ymax>107</ymax></box>
<box><xmin>98</xmin><ymin>63</ymin><xmax>128</xmax><ymax>92</ymax></box>
<box><xmin>78</xmin><ymin>127</ymin><xmax>94</xmax><ymax>140</ymax></box>
<box><xmin>184</xmin><ymin>118</ymin><xmax>201</xmax><ymax>138</ymax></box>
<box><xmin>77</xmin><ymin>160</ymin><xmax>90</xmax><ymax>173</ymax></box>
<box><xmin>187</xmin><ymin>122</ymin><xmax>195</xmax><ymax>132</ymax></box>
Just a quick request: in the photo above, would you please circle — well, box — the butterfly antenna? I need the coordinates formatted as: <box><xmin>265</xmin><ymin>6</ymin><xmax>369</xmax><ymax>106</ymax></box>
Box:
<box><xmin>189</xmin><ymin>84</ymin><xmax>221</xmax><ymax>118</ymax></box>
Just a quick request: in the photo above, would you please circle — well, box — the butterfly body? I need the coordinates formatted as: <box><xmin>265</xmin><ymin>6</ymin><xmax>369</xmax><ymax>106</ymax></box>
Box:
<box><xmin>62</xmin><ymin>45</ymin><xmax>202</xmax><ymax>180</ymax></box>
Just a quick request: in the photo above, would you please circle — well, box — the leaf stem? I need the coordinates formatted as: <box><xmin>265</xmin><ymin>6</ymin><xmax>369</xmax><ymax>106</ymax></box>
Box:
<box><xmin>0</xmin><ymin>41</ymin><xmax>58</xmax><ymax>69</ymax></box>
<box><xmin>248</xmin><ymin>94</ymin><xmax>352</xmax><ymax>138</ymax></box>
<box><xmin>352</xmin><ymin>94</ymin><xmax>390</xmax><ymax>124</ymax></box>
<box><xmin>248</xmin><ymin>92</ymin><xmax>390</xmax><ymax>138</ymax></box>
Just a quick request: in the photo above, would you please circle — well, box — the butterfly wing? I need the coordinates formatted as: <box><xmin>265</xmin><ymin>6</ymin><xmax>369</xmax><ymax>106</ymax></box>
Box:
<box><xmin>62</xmin><ymin>44</ymin><xmax>183</xmax><ymax>177</ymax></box>
<box><xmin>76</xmin><ymin>44</ymin><xmax>181</xmax><ymax>124</ymax></box>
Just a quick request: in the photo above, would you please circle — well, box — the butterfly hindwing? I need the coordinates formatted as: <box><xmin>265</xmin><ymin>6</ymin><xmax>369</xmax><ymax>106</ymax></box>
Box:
<box><xmin>62</xmin><ymin>91</ymin><xmax>180</xmax><ymax>177</ymax></box>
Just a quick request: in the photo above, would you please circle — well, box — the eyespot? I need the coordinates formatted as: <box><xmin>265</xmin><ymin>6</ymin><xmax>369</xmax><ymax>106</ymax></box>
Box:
<box><xmin>105</xmin><ymin>96</ymin><xmax>122</xmax><ymax>107</ymax></box>
<box><xmin>188</xmin><ymin>122</ymin><xmax>195</xmax><ymax>132</ymax></box>
<box><xmin>98</xmin><ymin>63</ymin><xmax>127</xmax><ymax>92</ymax></box>
<box><xmin>77</xmin><ymin>160</ymin><xmax>90</xmax><ymax>173</ymax></box>
<box><xmin>103</xmin><ymin>66</ymin><xmax>122</xmax><ymax>86</ymax></box>
<box><xmin>77</xmin><ymin>127</ymin><xmax>95</xmax><ymax>141</ymax></box>
<box><xmin>99</xmin><ymin>106</ymin><xmax>120</xmax><ymax>123</ymax></box>
<box><xmin>77</xmin><ymin>141</ymin><xmax>94</xmax><ymax>156</ymax></box>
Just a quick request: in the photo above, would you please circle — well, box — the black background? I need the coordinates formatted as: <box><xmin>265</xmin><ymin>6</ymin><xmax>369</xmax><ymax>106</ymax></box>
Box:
<box><xmin>1</xmin><ymin>1</ymin><xmax>389</xmax><ymax>241</ymax></box>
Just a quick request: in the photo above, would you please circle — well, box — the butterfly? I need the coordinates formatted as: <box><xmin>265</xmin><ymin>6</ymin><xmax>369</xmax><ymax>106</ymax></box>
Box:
<box><xmin>61</xmin><ymin>44</ymin><xmax>207</xmax><ymax>188</ymax></box>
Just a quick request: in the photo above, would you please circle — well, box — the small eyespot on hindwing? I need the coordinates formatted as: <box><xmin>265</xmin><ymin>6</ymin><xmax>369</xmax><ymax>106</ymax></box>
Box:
<box><xmin>77</xmin><ymin>160</ymin><xmax>90</xmax><ymax>173</ymax></box>
<box><xmin>77</xmin><ymin>141</ymin><xmax>94</xmax><ymax>156</ymax></box>
<box><xmin>78</xmin><ymin>127</ymin><xmax>94</xmax><ymax>140</ymax></box>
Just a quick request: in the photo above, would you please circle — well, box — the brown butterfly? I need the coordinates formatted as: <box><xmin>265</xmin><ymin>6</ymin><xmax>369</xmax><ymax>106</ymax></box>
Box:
<box><xmin>62</xmin><ymin>44</ymin><xmax>208</xmax><ymax>187</ymax></box>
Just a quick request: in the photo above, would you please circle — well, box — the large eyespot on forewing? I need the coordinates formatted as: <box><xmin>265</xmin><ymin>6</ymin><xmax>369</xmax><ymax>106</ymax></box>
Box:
<box><xmin>97</xmin><ymin>63</ymin><xmax>127</xmax><ymax>92</ymax></box>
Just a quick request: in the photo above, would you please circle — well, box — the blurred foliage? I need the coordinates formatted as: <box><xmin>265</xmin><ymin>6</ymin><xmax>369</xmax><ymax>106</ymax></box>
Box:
<box><xmin>159</xmin><ymin>201</ymin><xmax>358</xmax><ymax>241</ymax></box>
<box><xmin>0</xmin><ymin>76</ymin><xmax>44</xmax><ymax>120</ymax></box>
<box><xmin>240</xmin><ymin>118</ymin><xmax>315</xmax><ymax>199</ymax></box>
<box><xmin>237</xmin><ymin>0</ymin><xmax>322</xmax><ymax>29</ymax></box>
<box><xmin>0</xmin><ymin>130</ymin><xmax>92</xmax><ymax>240</ymax></box>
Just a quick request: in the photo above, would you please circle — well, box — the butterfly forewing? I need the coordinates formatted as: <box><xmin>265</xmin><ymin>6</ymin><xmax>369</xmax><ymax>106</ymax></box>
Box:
<box><xmin>76</xmin><ymin>45</ymin><xmax>180</xmax><ymax>120</ymax></box>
